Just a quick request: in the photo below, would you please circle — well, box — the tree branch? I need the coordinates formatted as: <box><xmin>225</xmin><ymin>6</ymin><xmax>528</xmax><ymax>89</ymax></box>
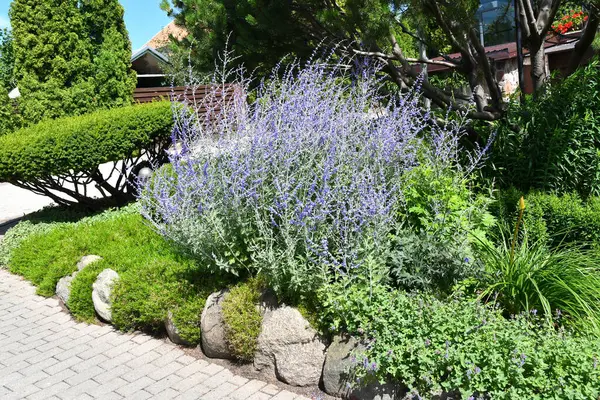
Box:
<box><xmin>353</xmin><ymin>49</ymin><xmax>459</xmax><ymax>68</ymax></box>
<box><xmin>567</xmin><ymin>10</ymin><xmax>600</xmax><ymax>74</ymax></box>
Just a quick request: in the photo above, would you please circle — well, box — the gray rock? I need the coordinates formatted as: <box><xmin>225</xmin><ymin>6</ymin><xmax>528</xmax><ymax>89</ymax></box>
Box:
<box><xmin>322</xmin><ymin>335</ymin><xmax>365</xmax><ymax>397</ymax></box>
<box><xmin>92</xmin><ymin>269</ymin><xmax>119</xmax><ymax>322</ymax></box>
<box><xmin>56</xmin><ymin>255</ymin><xmax>102</xmax><ymax>307</ymax></box>
<box><xmin>322</xmin><ymin>335</ymin><xmax>406</xmax><ymax>399</ymax></box>
<box><xmin>56</xmin><ymin>275</ymin><xmax>74</xmax><ymax>305</ymax></box>
<box><xmin>349</xmin><ymin>383</ymin><xmax>404</xmax><ymax>400</ymax></box>
<box><xmin>76</xmin><ymin>255</ymin><xmax>102</xmax><ymax>271</ymax></box>
<box><xmin>200</xmin><ymin>290</ymin><xmax>234</xmax><ymax>359</ymax></box>
<box><xmin>254</xmin><ymin>306</ymin><xmax>326</xmax><ymax>387</ymax></box>
<box><xmin>165</xmin><ymin>311</ymin><xmax>192</xmax><ymax>346</ymax></box>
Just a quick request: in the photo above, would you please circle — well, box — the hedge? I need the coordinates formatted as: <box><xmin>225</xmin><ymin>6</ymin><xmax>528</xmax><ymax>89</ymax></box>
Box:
<box><xmin>0</xmin><ymin>101</ymin><xmax>173</xmax><ymax>182</ymax></box>
<box><xmin>492</xmin><ymin>188</ymin><xmax>600</xmax><ymax>247</ymax></box>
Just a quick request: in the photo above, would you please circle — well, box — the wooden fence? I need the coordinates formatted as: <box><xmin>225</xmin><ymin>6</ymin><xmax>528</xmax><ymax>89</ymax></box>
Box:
<box><xmin>134</xmin><ymin>84</ymin><xmax>240</xmax><ymax>119</ymax></box>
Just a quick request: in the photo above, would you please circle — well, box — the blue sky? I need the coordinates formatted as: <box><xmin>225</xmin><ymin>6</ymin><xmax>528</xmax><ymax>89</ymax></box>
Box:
<box><xmin>0</xmin><ymin>0</ymin><xmax>172</xmax><ymax>51</ymax></box>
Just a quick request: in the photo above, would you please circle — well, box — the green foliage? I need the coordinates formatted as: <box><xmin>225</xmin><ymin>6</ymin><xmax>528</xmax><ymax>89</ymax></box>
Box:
<box><xmin>161</xmin><ymin>0</ymin><xmax>417</xmax><ymax>77</ymax></box>
<box><xmin>221</xmin><ymin>278</ymin><xmax>264</xmax><ymax>362</ymax></box>
<box><xmin>7</xmin><ymin>204</ymin><xmax>231</xmax><ymax>342</ymax></box>
<box><xmin>8</xmin><ymin>205</ymin><xmax>139</xmax><ymax>297</ymax></box>
<box><xmin>474</xmin><ymin>223</ymin><xmax>600</xmax><ymax>332</ymax></box>
<box><xmin>9</xmin><ymin>0</ymin><xmax>135</xmax><ymax>124</ymax></box>
<box><xmin>68</xmin><ymin>260</ymin><xmax>107</xmax><ymax>323</ymax></box>
<box><xmin>0</xmin><ymin>28</ymin><xmax>15</xmax><ymax>90</ymax></box>
<box><xmin>492</xmin><ymin>188</ymin><xmax>600</xmax><ymax>247</ymax></box>
<box><xmin>0</xmin><ymin>101</ymin><xmax>173</xmax><ymax>182</ymax></box>
<box><xmin>388</xmin><ymin>165</ymin><xmax>494</xmax><ymax>293</ymax></box>
<box><xmin>0</xmin><ymin>85</ymin><xmax>22</xmax><ymax>135</ymax></box>
<box><xmin>320</xmin><ymin>282</ymin><xmax>600</xmax><ymax>399</ymax></box>
<box><xmin>169</xmin><ymin>297</ymin><xmax>207</xmax><ymax>345</ymax></box>
<box><xmin>0</xmin><ymin>203</ymin><xmax>120</xmax><ymax>267</ymax></box>
<box><xmin>488</xmin><ymin>60</ymin><xmax>600</xmax><ymax>197</ymax></box>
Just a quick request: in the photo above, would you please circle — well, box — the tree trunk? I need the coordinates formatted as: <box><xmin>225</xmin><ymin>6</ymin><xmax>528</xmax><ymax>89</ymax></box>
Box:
<box><xmin>567</xmin><ymin>12</ymin><xmax>600</xmax><ymax>75</ymax></box>
<box><xmin>530</xmin><ymin>44</ymin><xmax>547</xmax><ymax>92</ymax></box>
<box><xmin>468</xmin><ymin>70</ymin><xmax>487</xmax><ymax>112</ymax></box>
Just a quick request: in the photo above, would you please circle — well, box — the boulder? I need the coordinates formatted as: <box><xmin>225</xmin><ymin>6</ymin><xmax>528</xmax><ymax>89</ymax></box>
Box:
<box><xmin>56</xmin><ymin>275</ymin><xmax>74</xmax><ymax>305</ymax></box>
<box><xmin>322</xmin><ymin>335</ymin><xmax>405</xmax><ymax>400</ymax></box>
<box><xmin>76</xmin><ymin>255</ymin><xmax>102</xmax><ymax>271</ymax></box>
<box><xmin>165</xmin><ymin>311</ymin><xmax>192</xmax><ymax>346</ymax></box>
<box><xmin>322</xmin><ymin>335</ymin><xmax>364</xmax><ymax>397</ymax></box>
<box><xmin>92</xmin><ymin>269</ymin><xmax>119</xmax><ymax>322</ymax></box>
<box><xmin>56</xmin><ymin>255</ymin><xmax>102</xmax><ymax>307</ymax></box>
<box><xmin>200</xmin><ymin>290</ymin><xmax>234</xmax><ymax>359</ymax></box>
<box><xmin>254</xmin><ymin>306</ymin><xmax>326</xmax><ymax>387</ymax></box>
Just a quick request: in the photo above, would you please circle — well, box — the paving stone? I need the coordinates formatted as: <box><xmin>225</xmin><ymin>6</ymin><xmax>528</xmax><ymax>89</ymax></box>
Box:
<box><xmin>248</xmin><ymin>392</ymin><xmax>275</xmax><ymax>400</ymax></box>
<box><xmin>203</xmin><ymin>382</ymin><xmax>239</xmax><ymax>400</ymax></box>
<box><xmin>261</xmin><ymin>384</ymin><xmax>281</xmax><ymax>395</ymax></box>
<box><xmin>230</xmin><ymin>379</ymin><xmax>267</xmax><ymax>400</ymax></box>
<box><xmin>175</xmin><ymin>372</ymin><xmax>211</xmax><ymax>392</ymax></box>
<box><xmin>271</xmin><ymin>391</ymin><xmax>298</xmax><ymax>400</ymax></box>
<box><xmin>175</xmin><ymin>360</ymin><xmax>210</xmax><ymax>378</ymax></box>
<box><xmin>229</xmin><ymin>375</ymin><xmax>250</xmax><ymax>386</ymax></box>
<box><xmin>0</xmin><ymin>268</ymin><xmax>319</xmax><ymax>400</ymax></box>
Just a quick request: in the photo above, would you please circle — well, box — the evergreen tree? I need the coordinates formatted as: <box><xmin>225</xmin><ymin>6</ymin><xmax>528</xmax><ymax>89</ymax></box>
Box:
<box><xmin>0</xmin><ymin>28</ymin><xmax>15</xmax><ymax>90</ymax></box>
<box><xmin>81</xmin><ymin>0</ymin><xmax>136</xmax><ymax>108</ymax></box>
<box><xmin>161</xmin><ymin>0</ymin><xmax>417</xmax><ymax>78</ymax></box>
<box><xmin>10</xmin><ymin>0</ymin><xmax>95</xmax><ymax>123</ymax></box>
<box><xmin>0</xmin><ymin>85</ymin><xmax>22</xmax><ymax>135</ymax></box>
<box><xmin>9</xmin><ymin>0</ymin><xmax>135</xmax><ymax>124</ymax></box>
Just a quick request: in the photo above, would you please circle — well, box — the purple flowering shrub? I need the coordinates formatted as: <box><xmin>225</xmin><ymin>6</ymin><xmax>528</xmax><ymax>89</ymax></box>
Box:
<box><xmin>140</xmin><ymin>56</ymin><xmax>488</xmax><ymax>298</ymax></box>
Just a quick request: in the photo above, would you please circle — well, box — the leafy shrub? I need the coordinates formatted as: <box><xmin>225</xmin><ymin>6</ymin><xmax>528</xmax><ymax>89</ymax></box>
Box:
<box><xmin>474</xmin><ymin>224</ymin><xmax>600</xmax><ymax>332</ymax></box>
<box><xmin>387</xmin><ymin>228</ymin><xmax>477</xmax><ymax>293</ymax></box>
<box><xmin>141</xmin><ymin>58</ymin><xmax>488</xmax><ymax>300</ymax></box>
<box><xmin>488</xmin><ymin>60</ymin><xmax>600</xmax><ymax>197</ymax></box>
<box><xmin>0</xmin><ymin>101</ymin><xmax>173</xmax><ymax>206</ymax></box>
<box><xmin>221</xmin><ymin>278</ymin><xmax>264</xmax><ymax>361</ymax></box>
<box><xmin>388</xmin><ymin>165</ymin><xmax>494</xmax><ymax>293</ymax></box>
<box><xmin>320</xmin><ymin>282</ymin><xmax>600</xmax><ymax>399</ymax></box>
<box><xmin>169</xmin><ymin>297</ymin><xmax>208</xmax><ymax>345</ymax></box>
<box><xmin>0</xmin><ymin>85</ymin><xmax>22</xmax><ymax>135</ymax></box>
<box><xmin>493</xmin><ymin>188</ymin><xmax>600</xmax><ymax>247</ymax></box>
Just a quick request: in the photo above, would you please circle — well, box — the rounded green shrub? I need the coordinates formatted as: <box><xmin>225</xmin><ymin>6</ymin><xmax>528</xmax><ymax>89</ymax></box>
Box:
<box><xmin>221</xmin><ymin>278</ymin><xmax>264</xmax><ymax>362</ymax></box>
<box><xmin>0</xmin><ymin>101</ymin><xmax>172</xmax><ymax>182</ymax></box>
<box><xmin>0</xmin><ymin>101</ymin><xmax>173</xmax><ymax>206</ymax></box>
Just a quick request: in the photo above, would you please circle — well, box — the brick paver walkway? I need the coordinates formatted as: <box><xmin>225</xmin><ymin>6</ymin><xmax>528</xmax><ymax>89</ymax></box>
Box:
<box><xmin>0</xmin><ymin>269</ymin><xmax>311</xmax><ymax>400</ymax></box>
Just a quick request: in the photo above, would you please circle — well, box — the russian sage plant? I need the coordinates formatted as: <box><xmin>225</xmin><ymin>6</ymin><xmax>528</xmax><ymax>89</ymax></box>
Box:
<box><xmin>140</xmin><ymin>56</ymin><xmax>480</xmax><ymax>298</ymax></box>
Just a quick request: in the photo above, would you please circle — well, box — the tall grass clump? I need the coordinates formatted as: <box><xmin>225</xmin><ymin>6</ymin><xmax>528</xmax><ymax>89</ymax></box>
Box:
<box><xmin>476</xmin><ymin>222</ymin><xmax>600</xmax><ymax>332</ymax></box>
<box><xmin>140</xmin><ymin>54</ymin><xmax>488</xmax><ymax>299</ymax></box>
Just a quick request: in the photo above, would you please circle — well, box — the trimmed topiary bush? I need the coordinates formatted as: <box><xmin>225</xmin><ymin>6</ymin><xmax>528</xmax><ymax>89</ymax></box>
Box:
<box><xmin>0</xmin><ymin>101</ymin><xmax>173</xmax><ymax>206</ymax></box>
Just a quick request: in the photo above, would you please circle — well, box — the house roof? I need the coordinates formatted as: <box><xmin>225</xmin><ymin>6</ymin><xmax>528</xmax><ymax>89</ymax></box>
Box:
<box><xmin>145</xmin><ymin>21</ymin><xmax>188</xmax><ymax>50</ymax></box>
<box><xmin>428</xmin><ymin>31</ymin><xmax>582</xmax><ymax>73</ymax></box>
<box><xmin>131</xmin><ymin>46</ymin><xmax>169</xmax><ymax>64</ymax></box>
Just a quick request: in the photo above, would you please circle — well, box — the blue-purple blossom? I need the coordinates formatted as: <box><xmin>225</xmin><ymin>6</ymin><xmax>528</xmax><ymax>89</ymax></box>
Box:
<box><xmin>140</xmin><ymin>54</ymin><xmax>482</xmax><ymax>297</ymax></box>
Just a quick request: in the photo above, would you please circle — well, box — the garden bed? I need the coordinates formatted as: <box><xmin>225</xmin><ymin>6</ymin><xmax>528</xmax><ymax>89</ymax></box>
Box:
<box><xmin>2</xmin><ymin>58</ymin><xmax>600</xmax><ymax>399</ymax></box>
